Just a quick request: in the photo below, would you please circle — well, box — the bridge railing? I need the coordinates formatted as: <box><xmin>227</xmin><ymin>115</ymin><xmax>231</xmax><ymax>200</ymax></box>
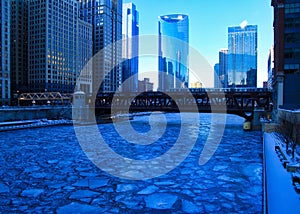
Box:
<box><xmin>18</xmin><ymin>92</ymin><xmax>72</xmax><ymax>106</ymax></box>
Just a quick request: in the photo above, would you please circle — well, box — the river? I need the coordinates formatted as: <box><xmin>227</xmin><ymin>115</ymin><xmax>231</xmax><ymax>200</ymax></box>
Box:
<box><xmin>0</xmin><ymin>113</ymin><xmax>263</xmax><ymax>213</ymax></box>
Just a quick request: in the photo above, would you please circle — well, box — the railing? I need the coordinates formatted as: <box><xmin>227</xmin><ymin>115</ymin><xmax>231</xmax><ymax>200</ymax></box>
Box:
<box><xmin>18</xmin><ymin>92</ymin><xmax>72</xmax><ymax>106</ymax></box>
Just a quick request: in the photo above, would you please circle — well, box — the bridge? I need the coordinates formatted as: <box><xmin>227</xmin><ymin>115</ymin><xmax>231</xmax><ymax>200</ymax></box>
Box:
<box><xmin>16</xmin><ymin>88</ymin><xmax>272</xmax><ymax>121</ymax></box>
<box><xmin>95</xmin><ymin>88</ymin><xmax>272</xmax><ymax>121</ymax></box>
<box><xmin>18</xmin><ymin>92</ymin><xmax>72</xmax><ymax>106</ymax></box>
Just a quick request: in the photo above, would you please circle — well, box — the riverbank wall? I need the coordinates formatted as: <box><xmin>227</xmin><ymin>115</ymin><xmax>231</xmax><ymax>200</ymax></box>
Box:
<box><xmin>0</xmin><ymin>106</ymin><xmax>72</xmax><ymax>122</ymax></box>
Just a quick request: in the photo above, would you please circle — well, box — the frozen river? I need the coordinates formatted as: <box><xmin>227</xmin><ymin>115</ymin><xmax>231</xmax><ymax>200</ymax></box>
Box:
<box><xmin>0</xmin><ymin>113</ymin><xmax>263</xmax><ymax>213</ymax></box>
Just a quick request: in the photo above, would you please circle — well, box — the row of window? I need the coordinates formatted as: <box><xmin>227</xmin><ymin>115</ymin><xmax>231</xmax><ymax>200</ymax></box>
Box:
<box><xmin>285</xmin><ymin>3</ymin><xmax>300</xmax><ymax>14</ymax></box>
<box><xmin>284</xmin><ymin>48</ymin><xmax>300</xmax><ymax>59</ymax></box>
<box><xmin>284</xmin><ymin>64</ymin><xmax>300</xmax><ymax>70</ymax></box>
<box><xmin>285</xmin><ymin>32</ymin><xmax>300</xmax><ymax>44</ymax></box>
<box><xmin>285</xmin><ymin>18</ymin><xmax>300</xmax><ymax>28</ymax></box>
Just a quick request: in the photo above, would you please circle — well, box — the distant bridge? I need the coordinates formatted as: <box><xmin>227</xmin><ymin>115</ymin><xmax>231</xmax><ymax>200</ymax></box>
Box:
<box><xmin>18</xmin><ymin>92</ymin><xmax>72</xmax><ymax>106</ymax></box>
<box><xmin>95</xmin><ymin>88</ymin><xmax>272</xmax><ymax>121</ymax></box>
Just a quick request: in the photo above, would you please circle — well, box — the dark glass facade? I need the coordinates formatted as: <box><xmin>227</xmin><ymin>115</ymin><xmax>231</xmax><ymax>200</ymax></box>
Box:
<box><xmin>158</xmin><ymin>14</ymin><xmax>189</xmax><ymax>91</ymax></box>
<box><xmin>11</xmin><ymin>0</ymin><xmax>28</xmax><ymax>94</ymax></box>
<box><xmin>0</xmin><ymin>0</ymin><xmax>11</xmax><ymax>105</ymax></box>
<box><xmin>283</xmin><ymin>0</ymin><xmax>300</xmax><ymax>74</ymax></box>
<box><xmin>228</xmin><ymin>25</ymin><xmax>257</xmax><ymax>87</ymax></box>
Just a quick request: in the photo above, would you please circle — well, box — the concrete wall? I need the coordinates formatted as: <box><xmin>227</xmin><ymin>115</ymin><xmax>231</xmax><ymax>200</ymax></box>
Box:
<box><xmin>0</xmin><ymin>106</ymin><xmax>72</xmax><ymax>122</ymax></box>
<box><xmin>277</xmin><ymin>109</ymin><xmax>300</xmax><ymax>144</ymax></box>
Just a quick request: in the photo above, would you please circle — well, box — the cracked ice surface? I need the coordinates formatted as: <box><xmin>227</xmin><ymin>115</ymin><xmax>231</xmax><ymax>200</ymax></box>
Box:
<box><xmin>0</xmin><ymin>113</ymin><xmax>262</xmax><ymax>213</ymax></box>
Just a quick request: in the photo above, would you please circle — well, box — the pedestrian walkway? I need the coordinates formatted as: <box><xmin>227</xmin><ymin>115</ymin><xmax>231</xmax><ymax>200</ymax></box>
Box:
<box><xmin>264</xmin><ymin>133</ymin><xmax>300</xmax><ymax>214</ymax></box>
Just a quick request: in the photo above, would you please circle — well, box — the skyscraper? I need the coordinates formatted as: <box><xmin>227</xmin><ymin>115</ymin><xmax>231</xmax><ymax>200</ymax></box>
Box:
<box><xmin>77</xmin><ymin>19</ymin><xmax>93</xmax><ymax>95</ymax></box>
<box><xmin>11</xmin><ymin>0</ymin><xmax>28</xmax><ymax>94</ymax></box>
<box><xmin>219</xmin><ymin>48</ymin><xmax>228</xmax><ymax>88</ymax></box>
<box><xmin>158</xmin><ymin>14</ymin><xmax>189</xmax><ymax>91</ymax></box>
<box><xmin>28</xmin><ymin>0</ymin><xmax>79</xmax><ymax>93</ymax></box>
<box><xmin>79</xmin><ymin>0</ymin><xmax>123</xmax><ymax>93</ymax></box>
<box><xmin>227</xmin><ymin>24</ymin><xmax>257</xmax><ymax>88</ymax></box>
<box><xmin>272</xmin><ymin>0</ymin><xmax>300</xmax><ymax>109</ymax></box>
<box><xmin>0</xmin><ymin>0</ymin><xmax>11</xmax><ymax>105</ymax></box>
<box><xmin>122</xmin><ymin>2</ymin><xmax>139</xmax><ymax>92</ymax></box>
<box><xmin>214</xmin><ymin>63</ymin><xmax>220</xmax><ymax>88</ymax></box>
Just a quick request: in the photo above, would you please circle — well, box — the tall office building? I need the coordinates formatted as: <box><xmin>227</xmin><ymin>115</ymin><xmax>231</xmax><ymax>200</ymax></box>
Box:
<box><xmin>79</xmin><ymin>0</ymin><xmax>123</xmax><ymax>93</ymax></box>
<box><xmin>11</xmin><ymin>0</ymin><xmax>28</xmax><ymax>94</ymax></box>
<box><xmin>272</xmin><ymin>0</ymin><xmax>300</xmax><ymax>109</ymax></box>
<box><xmin>0</xmin><ymin>0</ymin><xmax>11</xmax><ymax>105</ymax></box>
<box><xmin>122</xmin><ymin>2</ymin><xmax>139</xmax><ymax>92</ymax></box>
<box><xmin>28</xmin><ymin>0</ymin><xmax>79</xmax><ymax>93</ymax></box>
<box><xmin>214</xmin><ymin>63</ymin><xmax>220</xmax><ymax>88</ymax></box>
<box><xmin>77</xmin><ymin>19</ymin><xmax>93</xmax><ymax>94</ymax></box>
<box><xmin>219</xmin><ymin>48</ymin><xmax>228</xmax><ymax>88</ymax></box>
<box><xmin>227</xmin><ymin>24</ymin><xmax>257</xmax><ymax>88</ymax></box>
<box><xmin>158</xmin><ymin>14</ymin><xmax>189</xmax><ymax>91</ymax></box>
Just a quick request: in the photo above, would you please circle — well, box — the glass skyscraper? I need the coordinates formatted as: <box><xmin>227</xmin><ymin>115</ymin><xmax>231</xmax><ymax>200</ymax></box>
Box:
<box><xmin>158</xmin><ymin>14</ymin><xmax>189</xmax><ymax>91</ymax></box>
<box><xmin>79</xmin><ymin>0</ymin><xmax>123</xmax><ymax>93</ymax></box>
<box><xmin>0</xmin><ymin>0</ymin><xmax>11</xmax><ymax>105</ymax></box>
<box><xmin>227</xmin><ymin>25</ymin><xmax>257</xmax><ymax>88</ymax></box>
<box><xmin>219</xmin><ymin>48</ymin><xmax>228</xmax><ymax>88</ymax></box>
<box><xmin>122</xmin><ymin>2</ymin><xmax>139</xmax><ymax>92</ymax></box>
<box><xmin>214</xmin><ymin>63</ymin><xmax>220</xmax><ymax>88</ymax></box>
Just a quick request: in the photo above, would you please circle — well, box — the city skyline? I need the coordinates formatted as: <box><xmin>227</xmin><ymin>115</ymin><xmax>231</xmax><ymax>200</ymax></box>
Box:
<box><xmin>124</xmin><ymin>0</ymin><xmax>273</xmax><ymax>88</ymax></box>
<box><xmin>0</xmin><ymin>0</ymin><xmax>275</xmax><ymax>105</ymax></box>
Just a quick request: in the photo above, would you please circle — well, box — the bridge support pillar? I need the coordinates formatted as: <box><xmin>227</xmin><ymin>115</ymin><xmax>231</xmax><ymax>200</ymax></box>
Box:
<box><xmin>72</xmin><ymin>91</ymin><xmax>89</xmax><ymax>121</ymax></box>
<box><xmin>251</xmin><ymin>107</ymin><xmax>265</xmax><ymax>130</ymax></box>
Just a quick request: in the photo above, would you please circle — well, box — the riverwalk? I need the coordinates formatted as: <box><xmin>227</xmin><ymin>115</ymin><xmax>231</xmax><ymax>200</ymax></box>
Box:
<box><xmin>264</xmin><ymin>132</ymin><xmax>300</xmax><ymax>213</ymax></box>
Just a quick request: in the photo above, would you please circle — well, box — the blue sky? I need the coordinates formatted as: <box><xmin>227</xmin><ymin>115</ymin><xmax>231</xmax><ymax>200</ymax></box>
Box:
<box><xmin>124</xmin><ymin>0</ymin><xmax>274</xmax><ymax>88</ymax></box>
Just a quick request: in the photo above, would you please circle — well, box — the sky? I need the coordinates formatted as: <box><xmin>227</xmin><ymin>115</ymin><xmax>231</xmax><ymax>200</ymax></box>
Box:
<box><xmin>124</xmin><ymin>0</ymin><xmax>274</xmax><ymax>88</ymax></box>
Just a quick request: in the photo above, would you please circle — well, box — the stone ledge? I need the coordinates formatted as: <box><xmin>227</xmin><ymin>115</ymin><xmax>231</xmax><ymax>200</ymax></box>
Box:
<box><xmin>262</xmin><ymin>122</ymin><xmax>279</xmax><ymax>133</ymax></box>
